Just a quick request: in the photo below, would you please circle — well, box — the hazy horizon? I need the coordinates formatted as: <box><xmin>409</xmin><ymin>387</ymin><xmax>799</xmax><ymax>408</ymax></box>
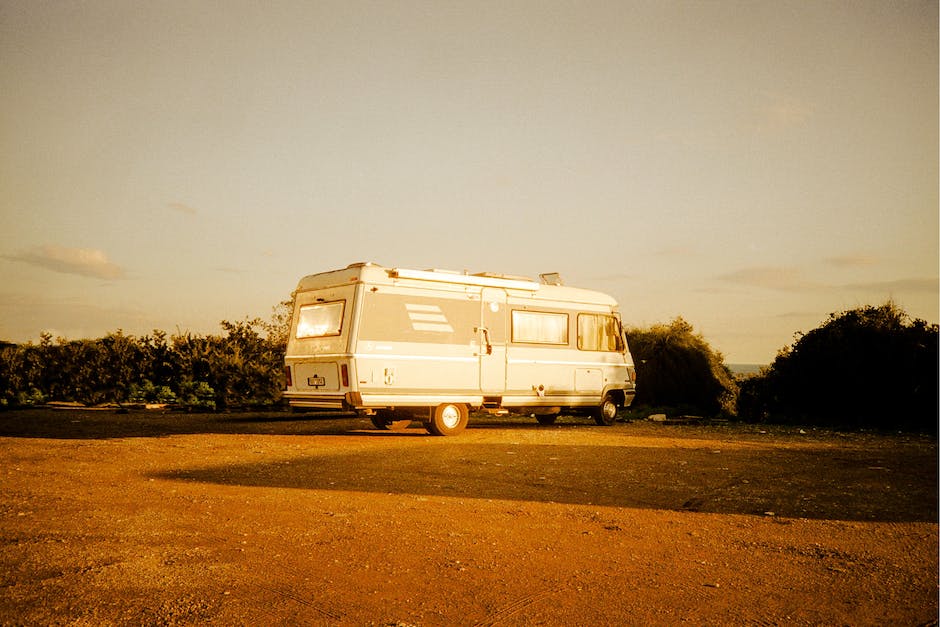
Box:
<box><xmin>2</xmin><ymin>1</ymin><xmax>937</xmax><ymax>363</ymax></box>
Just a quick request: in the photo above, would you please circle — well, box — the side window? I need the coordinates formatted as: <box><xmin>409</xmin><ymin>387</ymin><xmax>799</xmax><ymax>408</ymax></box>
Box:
<box><xmin>296</xmin><ymin>301</ymin><xmax>345</xmax><ymax>338</ymax></box>
<box><xmin>578</xmin><ymin>314</ymin><xmax>624</xmax><ymax>352</ymax></box>
<box><xmin>511</xmin><ymin>310</ymin><xmax>569</xmax><ymax>345</ymax></box>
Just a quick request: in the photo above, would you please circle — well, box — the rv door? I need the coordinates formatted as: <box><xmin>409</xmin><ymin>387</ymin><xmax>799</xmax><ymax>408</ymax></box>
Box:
<box><xmin>479</xmin><ymin>288</ymin><xmax>507</xmax><ymax>393</ymax></box>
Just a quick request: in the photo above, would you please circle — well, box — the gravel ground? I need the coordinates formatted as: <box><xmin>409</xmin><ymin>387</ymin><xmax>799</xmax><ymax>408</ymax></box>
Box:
<box><xmin>0</xmin><ymin>409</ymin><xmax>936</xmax><ymax>625</ymax></box>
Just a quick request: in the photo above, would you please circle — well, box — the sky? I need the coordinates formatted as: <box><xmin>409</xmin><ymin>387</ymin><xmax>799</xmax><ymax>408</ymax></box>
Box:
<box><xmin>1</xmin><ymin>0</ymin><xmax>937</xmax><ymax>363</ymax></box>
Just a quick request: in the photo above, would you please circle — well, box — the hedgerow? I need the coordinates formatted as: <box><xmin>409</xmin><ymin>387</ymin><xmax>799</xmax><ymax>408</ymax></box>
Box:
<box><xmin>0</xmin><ymin>318</ymin><xmax>287</xmax><ymax>411</ymax></box>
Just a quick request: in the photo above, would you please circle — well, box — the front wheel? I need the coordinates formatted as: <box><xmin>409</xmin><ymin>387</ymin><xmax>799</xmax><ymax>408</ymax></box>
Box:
<box><xmin>425</xmin><ymin>403</ymin><xmax>469</xmax><ymax>436</ymax></box>
<box><xmin>593</xmin><ymin>394</ymin><xmax>619</xmax><ymax>426</ymax></box>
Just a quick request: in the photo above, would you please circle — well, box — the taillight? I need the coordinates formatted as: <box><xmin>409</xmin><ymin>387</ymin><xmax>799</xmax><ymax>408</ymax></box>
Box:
<box><xmin>284</xmin><ymin>365</ymin><xmax>293</xmax><ymax>388</ymax></box>
<box><xmin>340</xmin><ymin>364</ymin><xmax>349</xmax><ymax>388</ymax></box>
<box><xmin>627</xmin><ymin>366</ymin><xmax>637</xmax><ymax>383</ymax></box>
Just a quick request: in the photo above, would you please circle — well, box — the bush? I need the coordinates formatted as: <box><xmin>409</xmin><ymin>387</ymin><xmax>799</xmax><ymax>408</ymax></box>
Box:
<box><xmin>0</xmin><ymin>313</ymin><xmax>289</xmax><ymax>410</ymax></box>
<box><xmin>204</xmin><ymin>319</ymin><xmax>285</xmax><ymax>409</ymax></box>
<box><xmin>737</xmin><ymin>302</ymin><xmax>939</xmax><ymax>433</ymax></box>
<box><xmin>176</xmin><ymin>380</ymin><xmax>217</xmax><ymax>411</ymax></box>
<box><xmin>625</xmin><ymin>317</ymin><xmax>738</xmax><ymax>417</ymax></box>
<box><xmin>128</xmin><ymin>380</ymin><xmax>177</xmax><ymax>404</ymax></box>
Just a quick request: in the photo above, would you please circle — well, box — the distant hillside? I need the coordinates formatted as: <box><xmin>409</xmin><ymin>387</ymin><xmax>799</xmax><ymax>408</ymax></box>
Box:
<box><xmin>727</xmin><ymin>364</ymin><xmax>766</xmax><ymax>377</ymax></box>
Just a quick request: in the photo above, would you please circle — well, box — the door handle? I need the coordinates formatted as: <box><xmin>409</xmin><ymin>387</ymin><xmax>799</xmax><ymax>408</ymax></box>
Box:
<box><xmin>477</xmin><ymin>327</ymin><xmax>493</xmax><ymax>355</ymax></box>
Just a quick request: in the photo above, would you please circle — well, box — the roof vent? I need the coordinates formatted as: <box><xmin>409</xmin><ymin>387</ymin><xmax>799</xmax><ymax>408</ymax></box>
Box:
<box><xmin>539</xmin><ymin>272</ymin><xmax>563</xmax><ymax>286</ymax></box>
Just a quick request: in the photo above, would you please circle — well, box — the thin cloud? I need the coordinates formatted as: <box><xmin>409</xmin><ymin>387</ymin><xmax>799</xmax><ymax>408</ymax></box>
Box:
<box><xmin>168</xmin><ymin>202</ymin><xmax>198</xmax><ymax>215</ymax></box>
<box><xmin>719</xmin><ymin>266</ymin><xmax>821</xmax><ymax>292</ymax></box>
<box><xmin>841</xmin><ymin>278</ymin><xmax>939</xmax><ymax>293</ymax></box>
<box><xmin>577</xmin><ymin>272</ymin><xmax>636</xmax><ymax>284</ymax></box>
<box><xmin>654</xmin><ymin>128</ymin><xmax>719</xmax><ymax>148</ymax></box>
<box><xmin>694</xmin><ymin>285</ymin><xmax>737</xmax><ymax>295</ymax></box>
<box><xmin>658</xmin><ymin>94</ymin><xmax>815</xmax><ymax>148</ymax></box>
<box><xmin>775</xmin><ymin>310</ymin><xmax>819</xmax><ymax>319</ymax></box>
<box><xmin>763</xmin><ymin>98</ymin><xmax>814</xmax><ymax>129</ymax></box>
<box><xmin>3</xmin><ymin>245</ymin><xmax>125</xmax><ymax>280</ymax></box>
<box><xmin>721</xmin><ymin>264</ymin><xmax>938</xmax><ymax>297</ymax></box>
<box><xmin>754</xmin><ymin>94</ymin><xmax>815</xmax><ymax>133</ymax></box>
<box><xmin>0</xmin><ymin>291</ymin><xmax>152</xmax><ymax>342</ymax></box>
<box><xmin>825</xmin><ymin>254</ymin><xmax>880</xmax><ymax>268</ymax></box>
<box><xmin>651</xmin><ymin>244</ymin><xmax>700</xmax><ymax>257</ymax></box>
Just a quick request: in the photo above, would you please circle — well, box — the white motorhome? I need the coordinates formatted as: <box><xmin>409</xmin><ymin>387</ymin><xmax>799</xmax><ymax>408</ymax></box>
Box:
<box><xmin>283</xmin><ymin>263</ymin><xmax>637</xmax><ymax>435</ymax></box>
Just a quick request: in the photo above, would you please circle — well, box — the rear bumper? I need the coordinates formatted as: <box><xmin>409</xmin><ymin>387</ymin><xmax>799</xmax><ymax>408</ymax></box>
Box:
<box><xmin>284</xmin><ymin>390</ymin><xmax>484</xmax><ymax>411</ymax></box>
<box><xmin>621</xmin><ymin>384</ymin><xmax>637</xmax><ymax>406</ymax></box>
<box><xmin>283</xmin><ymin>391</ymin><xmax>347</xmax><ymax>410</ymax></box>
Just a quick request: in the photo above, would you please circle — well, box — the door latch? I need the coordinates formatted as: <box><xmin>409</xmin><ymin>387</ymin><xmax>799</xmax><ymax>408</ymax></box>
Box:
<box><xmin>476</xmin><ymin>326</ymin><xmax>493</xmax><ymax>355</ymax></box>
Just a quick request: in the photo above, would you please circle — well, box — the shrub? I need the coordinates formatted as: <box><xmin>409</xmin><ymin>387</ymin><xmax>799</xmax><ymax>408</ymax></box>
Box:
<box><xmin>625</xmin><ymin>317</ymin><xmax>738</xmax><ymax>417</ymax></box>
<box><xmin>205</xmin><ymin>319</ymin><xmax>285</xmax><ymax>409</ymax></box>
<box><xmin>738</xmin><ymin>302</ymin><xmax>939</xmax><ymax>433</ymax></box>
<box><xmin>128</xmin><ymin>380</ymin><xmax>177</xmax><ymax>404</ymax></box>
<box><xmin>0</xmin><ymin>305</ymin><xmax>291</xmax><ymax>410</ymax></box>
<box><xmin>176</xmin><ymin>380</ymin><xmax>217</xmax><ymax>411</ymax></box>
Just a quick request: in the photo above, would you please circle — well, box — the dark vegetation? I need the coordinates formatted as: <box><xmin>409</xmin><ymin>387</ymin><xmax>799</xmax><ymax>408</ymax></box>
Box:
<box><xmin>0</xmin><ymin>300</ymin><xmax>936</xmax><ymax>433</ymax></box>
<box><xmin>626</xmin><ymin>302</ymin><xmax>937</xmax><ymax>434</ymax></box>
<box><xmin>624</xmin><ymin>317</ymin><xmax>737</xmax><ymax>417</ymax></box>
<box><xmin>736</xmin><ymin>302</ymin><xmax>938</xmax><ymax>434</ymax></box>
<box><xmin>0</xmin><ymin>298</ymin><xmax>292</xmax><ymax>412</ymax></box>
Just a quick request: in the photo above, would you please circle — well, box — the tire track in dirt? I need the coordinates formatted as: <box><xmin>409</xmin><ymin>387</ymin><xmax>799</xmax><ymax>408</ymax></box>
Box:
<box><xmin>251</xmin><ymin>581</ymin><xmax>345</xmax><ymax>622</ymax></box>
<box><xmin>236</xmin><ymin>546</ymin><xmax>345</xmax><ymax>622</ymax></box>
<box><xmin>473</xmin><ymin>587</ymin><xmax>562</xmax><ymax>626</ymax></box>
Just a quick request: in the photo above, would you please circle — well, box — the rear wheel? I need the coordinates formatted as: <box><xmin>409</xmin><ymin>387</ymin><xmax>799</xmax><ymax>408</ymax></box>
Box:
<box><xmin>593</xmin><ymin>394</ymin><xmax>618</xmax><ymax>426</ymax></box>
<box><xmin>370</xmin><ymin>410</ymin><xmax>412</xmax><ymax>431</ymax></box>
<box><xmin>425</xmin><ymin>403</ymin><xmax>469</xmax><ymax>436</ymax></box>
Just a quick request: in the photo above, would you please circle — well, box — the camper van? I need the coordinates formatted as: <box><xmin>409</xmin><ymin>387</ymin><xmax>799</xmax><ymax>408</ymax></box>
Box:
<box><xmin>283</xmin><ymin>263</ymin><xmax>637</xmax><ymax>435</ymax></box>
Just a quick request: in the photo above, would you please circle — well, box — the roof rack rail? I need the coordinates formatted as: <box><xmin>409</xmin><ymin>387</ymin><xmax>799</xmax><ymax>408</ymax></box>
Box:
<box><xmin>389</xmin><ymin>267</ymin><xmax>540</xmax><ymax>291</ymax></box>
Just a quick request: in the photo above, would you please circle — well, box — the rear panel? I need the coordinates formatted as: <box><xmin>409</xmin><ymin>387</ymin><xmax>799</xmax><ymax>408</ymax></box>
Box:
<box><xmin>284</xmin><ymin>282</ymin><xmax>359</xmax><ymax>409</ymax></box>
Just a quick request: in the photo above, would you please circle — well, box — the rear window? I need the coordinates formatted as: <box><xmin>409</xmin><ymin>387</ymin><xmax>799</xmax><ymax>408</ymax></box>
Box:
<box><xmin>296</xmin><ymin>301</ymin><xmax>345</xmax><ymax>338</ymax></box>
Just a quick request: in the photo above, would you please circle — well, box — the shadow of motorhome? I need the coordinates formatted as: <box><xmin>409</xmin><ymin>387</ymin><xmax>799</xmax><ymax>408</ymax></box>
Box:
<box><xmin>0</xmin><ymin>409</ymin><xmax>618</xmax><ymax>440</ymax></box>
<box><xmin>154</xmin><ymin>441</ymin><xmax>938</xmax><ymax>524</ymax></box>
<box><xmin>0</xmin><ymin>409</ymin><xmax>368</xmax><ymax>440</ymax></box>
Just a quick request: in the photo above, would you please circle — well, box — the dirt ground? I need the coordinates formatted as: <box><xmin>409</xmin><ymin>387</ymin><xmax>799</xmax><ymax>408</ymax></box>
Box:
<box><xmin>0</xmin><ymin>409</ymin><xmax>936</xmax><ymax>626</ymax></box>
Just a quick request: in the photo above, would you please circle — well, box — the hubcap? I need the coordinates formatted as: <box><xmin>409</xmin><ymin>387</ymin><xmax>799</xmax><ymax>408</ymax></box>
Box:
<box><xmin>603</xmin><ymin>401</ymin><xmax>617</xmax><ymax>419</ymax></box>
<box><xmin>441</xmin><ymin>405</ymin><xmax>461</xmax><ymax>429</ymax></box>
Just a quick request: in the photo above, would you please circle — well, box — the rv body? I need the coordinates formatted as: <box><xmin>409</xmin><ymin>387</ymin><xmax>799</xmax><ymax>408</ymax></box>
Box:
<box><xmin>283</xmin><ymin>263</ymin><xmax>637</xmax><ymax>435</ymax></box>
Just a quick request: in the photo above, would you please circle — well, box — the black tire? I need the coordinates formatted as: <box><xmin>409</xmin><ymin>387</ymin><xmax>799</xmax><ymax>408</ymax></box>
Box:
<box><xmin>535</xmin><ymin>414</ymin><xmax>558</xmax><ymax>425</ymax></box>
<box><xmin>426</xmin><ymin>403</ymin><xmax>469</xmax><ymax>436</ymax></box>
<box><xmin>593</xmin><ymin>394</ymin><xmax>618</xmax><ymax>426</ymax></box>
<box><xmin>370</xmin><ymin>410</ymin><xmax>412</xmax><ymax>431</ymax></box>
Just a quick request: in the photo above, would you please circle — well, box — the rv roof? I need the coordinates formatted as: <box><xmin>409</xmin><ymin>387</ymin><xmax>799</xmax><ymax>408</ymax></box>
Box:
<box><xmin>389</xmin><ymin>267</ymin><xmax>540</xmax><ymax>291</ymax></box>
<box><xmin>296</xmin><ymin>265</ymin><xmax>615</xmax><ymax>306</ymax></box>
<box><xmin>472</xmin><ymin>271</ymin><xmax>535</xmax><ymax>282</ymax></box>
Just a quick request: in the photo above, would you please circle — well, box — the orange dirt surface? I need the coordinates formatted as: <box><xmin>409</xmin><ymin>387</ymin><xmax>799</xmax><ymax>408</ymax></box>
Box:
<box><xmin>0</xmin><ymin>409</ymin><xmax>937</xmax><ymax>626</ymax></box>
